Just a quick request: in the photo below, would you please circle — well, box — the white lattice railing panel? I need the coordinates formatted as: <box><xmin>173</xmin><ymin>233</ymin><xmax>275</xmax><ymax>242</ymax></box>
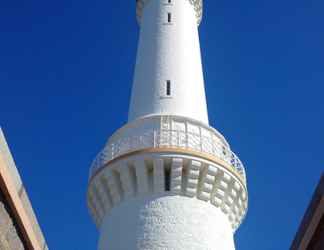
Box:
<box><xmin>90</xmin><ymin>129</ymin><xmax>246</xmax><ymax>183</ymax></box>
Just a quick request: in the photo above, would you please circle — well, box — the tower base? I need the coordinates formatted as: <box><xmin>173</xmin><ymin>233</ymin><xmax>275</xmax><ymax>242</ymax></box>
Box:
<box><xmin>98</xmin><ymin>195</ymin><xmax>235</xmax><ymax>250</ymax></box>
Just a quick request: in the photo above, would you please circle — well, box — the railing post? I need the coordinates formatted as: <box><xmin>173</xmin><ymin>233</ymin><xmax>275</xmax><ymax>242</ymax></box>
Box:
<box><xmin>185</xmin><ymin>131</ymin><xmax>188</xmax><ymax>149</ymax></box>
<box><xmin>177</xmin><ymin>130</ymin><xmax>180</xmax><ymax>147</ymax></box>
<box><xmin>153</xmin><ymin>130</ymin><xmax>156</xmax><ymax>148</ymax></box>
<box><xmin>111</xmin><ymin>144</ymin><xmax>115</xmax><ymax>159</ymax></box>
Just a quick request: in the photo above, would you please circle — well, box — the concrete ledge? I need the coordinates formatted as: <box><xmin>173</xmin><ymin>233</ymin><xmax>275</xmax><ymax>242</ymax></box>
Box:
<box><xmin>0</xmin><ymin>129</ymin><xmax>47</xmax><ymax>250</ymax></box>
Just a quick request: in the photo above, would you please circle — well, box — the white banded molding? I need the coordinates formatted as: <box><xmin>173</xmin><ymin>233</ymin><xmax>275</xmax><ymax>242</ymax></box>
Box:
<box><xmin>185</xmin><ymin>160</ymin><xmax>201</xmax><ymax>197</ymax></box>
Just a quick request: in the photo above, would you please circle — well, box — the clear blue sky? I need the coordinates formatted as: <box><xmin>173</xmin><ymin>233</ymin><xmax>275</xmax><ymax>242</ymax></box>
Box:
<box><xmin>0</xmin><ymin>0</ymin><xmax>323</xmax><ymax>249</ymax></box>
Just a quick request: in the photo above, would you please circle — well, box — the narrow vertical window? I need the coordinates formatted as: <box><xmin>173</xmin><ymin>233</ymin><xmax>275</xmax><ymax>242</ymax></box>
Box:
<box><xmin>166</xmin><ymin>80</ymin><xmax>171</xmax><ymax>96</ymax></box>
<box><xmin>164</xmin><ymin>167</ymin><xmax>171</xmax><ymax>191</ymax></box>
<box><xmin>168</xmin><ymin>13</ymin><xmax>172</xmax><ymax>23</ymax></box>
<box><xmin>168</xmin><ymin>0</ymin><xmax>171</xmax><ymax>3</ymax></box>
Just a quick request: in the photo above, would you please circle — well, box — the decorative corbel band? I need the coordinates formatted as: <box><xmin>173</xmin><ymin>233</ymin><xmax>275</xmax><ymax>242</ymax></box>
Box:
<box><xmin>136</xmin><ymin>0</ymin><xmax>203</xmax><ymax>25</ymax></box>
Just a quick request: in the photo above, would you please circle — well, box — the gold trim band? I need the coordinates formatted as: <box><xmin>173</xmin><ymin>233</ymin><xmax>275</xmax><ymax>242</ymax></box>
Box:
<box><xmin>89</xmin><ymin>147</ymin><xmax>246</xmax><ymax>188</ymax></box>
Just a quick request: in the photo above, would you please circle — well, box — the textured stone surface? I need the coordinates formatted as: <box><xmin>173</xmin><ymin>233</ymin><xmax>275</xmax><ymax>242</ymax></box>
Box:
<box><xmin>0</xmin><ymin>200</ymin><xmax>24</xmax><ymax>250</ymax></box>
<box><xmin>99</xmin><ymin>195</ymin><xmax>235</xmax><ymax>250</ymax></box>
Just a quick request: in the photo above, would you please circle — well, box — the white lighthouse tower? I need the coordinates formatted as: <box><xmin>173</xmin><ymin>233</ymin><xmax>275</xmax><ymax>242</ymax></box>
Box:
<box><xmin>87</xmin><ymin>0</ymin><xmax>248</xmax><ymax>249</ymax></box>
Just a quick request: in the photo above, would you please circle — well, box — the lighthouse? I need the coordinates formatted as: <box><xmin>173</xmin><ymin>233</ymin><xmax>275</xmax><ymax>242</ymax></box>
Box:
<box><xmin>87</xmin><ymin>0</ymin><xmax>248</xmax><ymax>249</ymax></box>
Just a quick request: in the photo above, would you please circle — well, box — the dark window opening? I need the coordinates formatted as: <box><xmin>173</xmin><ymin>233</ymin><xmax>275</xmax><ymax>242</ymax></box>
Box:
<box><xmin>166</xmin><ymin>80</ymin><xmax>171</xmax><ymax>96</ymax></box>
<box><xmin>168</xmin><ymin>0</ymin><xmax>171</xmax><ymax>3</ymax></box>
<box><xmin>168</xmin><ymin>13</ymin><xmax>172</xmax><ymax>23</ymax></box>
<box><xmin>164</xmin><ymin>168</ymin><xmax>171</xmax><ymax>191</ymax></box>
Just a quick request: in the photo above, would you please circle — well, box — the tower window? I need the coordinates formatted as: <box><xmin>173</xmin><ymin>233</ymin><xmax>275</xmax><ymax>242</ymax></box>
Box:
<box><xmin>166</xmin><ymin>80</ymin><xmax>171</xmax><ymax>96</ymax></box>
<box><xmin>164</xmin><ymin>167</ymin><xmax>171</xmax><ymax>191</ymax></box>
<box><xmin>168</xmin><ymin>13</ymin><xmax>172</xmax><ymax>23</ymax></box>
<box><xmin>168</xmin><ymin>0</ymin><xmax>172</xmax><ymax>3</ymax></box>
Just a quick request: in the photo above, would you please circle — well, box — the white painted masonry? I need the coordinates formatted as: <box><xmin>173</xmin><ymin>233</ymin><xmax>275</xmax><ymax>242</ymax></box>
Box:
<box><xmin>87</xmin><ymin>0</ymin><xmax>248</xmax><ymax>249</ymax></box>
<box><xmin>98</xmin><ymin>195</ymin><xmax>235</xmax><ymax>250</ymax></box>
<box><xmin>129</xmin><ymin>0</ymin><xmax>208</xmax><ymax>124</ymax></box>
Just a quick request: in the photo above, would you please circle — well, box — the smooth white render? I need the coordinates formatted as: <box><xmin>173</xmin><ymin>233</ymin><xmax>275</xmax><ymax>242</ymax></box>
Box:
<box><xmin>129</xmin><ymin>0</ymin><xmax>209</xmax><ymax>124</ymax></box>
<box><xmin>98</xmin><ymin>195</ymin><xmax>235</xmax><ymax>250</ymax></box>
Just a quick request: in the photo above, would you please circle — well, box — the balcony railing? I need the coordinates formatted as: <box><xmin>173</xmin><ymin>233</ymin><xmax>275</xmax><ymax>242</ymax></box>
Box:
<box><xmin>90</xmin><ymin>129</ymin><xmax>246</xmax><ymax>183</ymax></box>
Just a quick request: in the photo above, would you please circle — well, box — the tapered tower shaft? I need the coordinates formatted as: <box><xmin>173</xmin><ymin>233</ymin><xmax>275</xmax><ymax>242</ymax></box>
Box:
<box><xmin>129</xmin><ymin>0</ymin><xmax>208</xmax><ymax>124</ymax></box>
